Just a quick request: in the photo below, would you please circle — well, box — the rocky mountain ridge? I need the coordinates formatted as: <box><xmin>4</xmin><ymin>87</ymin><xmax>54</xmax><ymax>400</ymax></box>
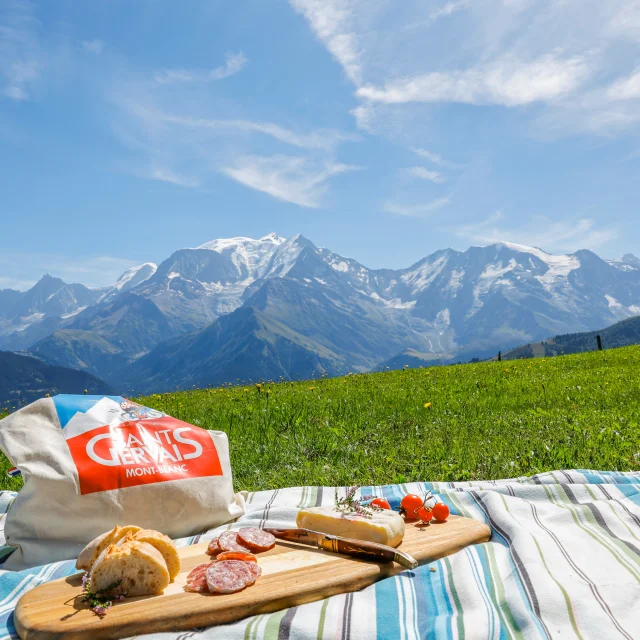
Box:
<box><xmin>1</xmin><ymin>234</ymin><xmax>638</xmax><ymax>392</ymax></box>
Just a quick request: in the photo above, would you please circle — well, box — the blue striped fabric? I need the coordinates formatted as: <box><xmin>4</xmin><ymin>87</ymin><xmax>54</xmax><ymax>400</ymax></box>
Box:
<box><xmin>0</xmin><ymin>469</ymin><xmax>639</xmax><ymax>640</ymax></box>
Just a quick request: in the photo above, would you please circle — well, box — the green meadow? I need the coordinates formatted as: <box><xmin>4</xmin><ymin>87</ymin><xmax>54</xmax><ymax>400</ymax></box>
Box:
<box><xmin>1</xmin><ymin>346</ymin><xmax>639</xmax><ymax>492</ymax></box>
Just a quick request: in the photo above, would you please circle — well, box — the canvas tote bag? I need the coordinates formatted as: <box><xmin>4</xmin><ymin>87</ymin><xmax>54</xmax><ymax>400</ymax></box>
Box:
<box><xmin>0</xmin><ymin>395</ymin><xmax>245</xmax><ymax>570</ymax></box>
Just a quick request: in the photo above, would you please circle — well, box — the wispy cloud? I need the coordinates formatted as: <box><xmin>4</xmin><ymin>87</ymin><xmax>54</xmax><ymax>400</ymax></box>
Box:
<box><xmin>221</xmin><ymin>155</ymin><xmax>360</xmax><ymax>208</ymax></box>
<box><xmin>0</xmin><ymin>0</ymin><xmax>43</xmax><ymax>101</ymax></box>
<box><xmin>454</xmin><ymin>211</ymin><xmax>617</xmax><ymax>253</ymax></box>
<box><xmin>289</xmin><ymin>0</ymin><xmax>361</xmax><ymax>84</ymax></box>
<box><xmin>110</xmin><ymin>86</ymin><xmax>361</xmax><ymax>203</ymax></box>
<box><xmin>429</xmin><ymin>1</ymin><xmax>469</xmax><ymax>23</ymax></box>
<box><xmin>82</xmin><ymin>39</ymin><xmax>104</xmax><ymax>55</ymax></box>
<box><xmin>145</xmin><ymin>167</ymin><xmax>201</xmax><ymax>188</ymax></box>
<box><xmin>154</xmin><ymin>51</ymin><xmax>247</xmax><ymax>85</ymax></box>
<box><xmin>127</xmin><ymin>105</ymin><xmax>358</xmax><ymax>153</ymax></box>
<box><xmin>357</xmin><ymin>53</ymin><xmax>590</xmax><ymax>107</ymax></box>
<box><xmin>290</xmin><ymin>0</ymin><xmax>640</xmax><ymax>137</ymax></box>
<box><xmin>403</xmin><ymin>166</ymin><xmax>446</xmax><ymax>183</ymax></box>
<box><xmin>412</xmin><ymin>148</ymin><xmax>461</xmax><ymax>169</ymax></box>
<box><xmin>384</xmin><ymin>196</ymin><xmax>451</xmax><ymax>217</ymax></box>
<box><xmin>607</xmin><ymin>70</ymin><xmax>640</xmax><ymax>101</ymax></box>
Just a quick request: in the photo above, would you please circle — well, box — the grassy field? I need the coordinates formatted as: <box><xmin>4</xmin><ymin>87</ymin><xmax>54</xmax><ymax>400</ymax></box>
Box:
<box><xmin>1</xmin><ymin>346</ymin><xmax>639</xmax><ymax>492</ymax></box>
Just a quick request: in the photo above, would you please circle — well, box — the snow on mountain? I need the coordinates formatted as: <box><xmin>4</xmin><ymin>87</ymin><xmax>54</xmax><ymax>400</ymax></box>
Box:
<box><xmin>3</xmin><ymin>234</ymin><xmax>640</xmax><ymax>376</ymax></box>
<box><xmin>113</xmin><ymin>263</ymin><xmax>158</xmax><ymax>292</ymax></box>
<box><xmin>197</xmin><ymin>233</ymin><xmax>285</xmax><ymax>282</ymax></box>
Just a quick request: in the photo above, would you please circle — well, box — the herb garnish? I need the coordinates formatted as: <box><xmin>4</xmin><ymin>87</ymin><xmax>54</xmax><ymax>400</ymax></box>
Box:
<box><xmin>335</xmin><ymin>485</ymin><xmax>384</xmax><ymax>519</ymax></box>
<box><xmin>81</xmin><ymin>572</ymin><xmax>126</xmax><ymax>616</ymax></box>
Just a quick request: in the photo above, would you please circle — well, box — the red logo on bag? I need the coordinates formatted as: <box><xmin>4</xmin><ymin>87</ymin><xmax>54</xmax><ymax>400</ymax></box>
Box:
<box><xmin>65</xmin><ymin>416</ymin><xmax>224</xmax><ymax>495</ymax></box>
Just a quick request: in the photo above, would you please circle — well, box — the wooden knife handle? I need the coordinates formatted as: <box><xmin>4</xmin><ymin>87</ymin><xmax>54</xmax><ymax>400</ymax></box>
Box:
<box><xmin>318</xmin><ymin>535</ymin><xmax>418</xmax><ymax>569</ymax></box>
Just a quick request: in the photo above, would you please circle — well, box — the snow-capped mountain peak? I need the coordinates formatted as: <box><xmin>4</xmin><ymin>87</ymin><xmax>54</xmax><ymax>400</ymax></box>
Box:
<box><xmin>197</xmin><ymin>232</ymin><xmax>285</xmax><ymax>252</ymax></box>
<box><xmin>499</xmin><ymin>242</ymin><xmax>580</xmax><ymax>277</ymax></box>
<box><xmin>113</xmin><ymin>263</ymin><xmax>158</xmax><ymax>292</ymax></box>
<box><xmin>196</xmin><ymin>233</ymin><xmax>286</xmax><ymax>282</ymax></box>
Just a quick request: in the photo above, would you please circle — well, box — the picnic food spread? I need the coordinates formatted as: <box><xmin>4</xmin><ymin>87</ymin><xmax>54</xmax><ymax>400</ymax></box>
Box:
<box><xmin>14</xmin><ymin>494</ymin><xmax>491</xmax><ymax>638</ymax></box>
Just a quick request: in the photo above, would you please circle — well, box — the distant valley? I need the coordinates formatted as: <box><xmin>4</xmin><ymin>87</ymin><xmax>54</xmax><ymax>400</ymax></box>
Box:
<box><xmin>1</xmin><ymin>234</ymin><xmax>639</xmax><ymax>395</ymax></box>
<box><xmin>0</xmin><ymin>351</ymin><xmax>114</xmax><ymax>408</ymax></box>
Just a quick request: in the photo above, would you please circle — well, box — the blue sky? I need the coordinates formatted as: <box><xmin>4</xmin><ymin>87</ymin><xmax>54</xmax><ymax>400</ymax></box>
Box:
<box><xmin>1</xmin><ymin>0</ymin><xmax>639</xmax><ymax>290</ymax></box>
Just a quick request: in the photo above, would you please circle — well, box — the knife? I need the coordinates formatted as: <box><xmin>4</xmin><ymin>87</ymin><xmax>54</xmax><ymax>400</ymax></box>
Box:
<box><xmin>264</xmin><ymin>528</ymin><xmax>419</xmax><ymax>570</ymax></box>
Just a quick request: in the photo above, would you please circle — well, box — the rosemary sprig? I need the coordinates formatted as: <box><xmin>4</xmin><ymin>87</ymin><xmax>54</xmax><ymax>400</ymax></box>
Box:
<box><xmin>81</xmin><ymin>572</ymin><xmax>126</xmax><ymax>616</ymax></box>
<box><xmin>334</xmin><ymin>485</ymin><xmax>384</xmax><ymax>519</ymax></box>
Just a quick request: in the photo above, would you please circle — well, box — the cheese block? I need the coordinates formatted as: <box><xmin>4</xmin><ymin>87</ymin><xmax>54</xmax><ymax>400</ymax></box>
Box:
<box><xmin>296</xmin><ymin>506</ymin><xmax>405</xmax><ymax>547</ymax></box>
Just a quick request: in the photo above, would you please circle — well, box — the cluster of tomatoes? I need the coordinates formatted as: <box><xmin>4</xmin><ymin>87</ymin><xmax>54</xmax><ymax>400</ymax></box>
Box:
<box><xmin>369</xmin><ymin>494</ymin><xmax>450</xmax><ymax>524</ymax></box>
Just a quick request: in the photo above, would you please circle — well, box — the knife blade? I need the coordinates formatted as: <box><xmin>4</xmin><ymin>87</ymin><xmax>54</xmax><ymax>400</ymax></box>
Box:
<box><xmin>264</xmin><ymin>528</ymin><xmax>418</xmax><ymax>570</ymax></box>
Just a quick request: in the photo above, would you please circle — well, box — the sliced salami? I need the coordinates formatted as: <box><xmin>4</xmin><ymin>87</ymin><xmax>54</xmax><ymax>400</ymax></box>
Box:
<box><xmin>237</xmin><ymin>528</ymin><xmax>276</xmax><ymax>552</ymax></box>
<box><xmin>218</xmin><ymin>530</ymin><xmax>251</xmax><ymax>553</ymax></box>
<box><xmin>185</xmin><ymin>562</ymin><xmax>213</xmax><ymax>593</ymax></box>
<box><xmin>206</xmin><ymin>537</ymin><xmax>221</xmax><ymax>556</ymax></box>
<box><xmin>216</xmin><ymin>551</ymin><xmax>258</xmax><ymax>563</ymax></box>
<box><xmin>206</xmin><ymin>560</ymin><xmax>252</xmax><ymax>594</ymax></box>
<box><xmin>243</xmin><ymin>561</ymin><xmax>262</xmax><ymax>584</ymax></box>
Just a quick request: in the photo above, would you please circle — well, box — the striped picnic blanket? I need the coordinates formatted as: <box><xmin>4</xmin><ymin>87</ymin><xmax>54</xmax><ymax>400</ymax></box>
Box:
<box><xmin>0</xmin><ymin>469</ymin><xmax>638</xmax><ymax>640</ymax></box>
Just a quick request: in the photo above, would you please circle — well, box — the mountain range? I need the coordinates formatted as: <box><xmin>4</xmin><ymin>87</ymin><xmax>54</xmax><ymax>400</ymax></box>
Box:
<box><xmin>1</xmin><ymin>234</ymin><xmax>639</xmax><ymax>394</ymax></box>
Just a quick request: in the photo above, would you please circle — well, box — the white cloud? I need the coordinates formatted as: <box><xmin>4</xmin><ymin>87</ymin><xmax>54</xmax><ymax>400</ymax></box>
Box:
<box><xmin>349</xmin><ymin>103</ymin><xmax>375</xmax><ymax>132</ymax></box>
<box><xmin>82</xmin><ymin>39</ymin><xmax>104</xmax><ymax>55</ymax></box>
<box><xmin>154</xmin><ymin>51</ymin><xmax>247</xmax><ymax>85</ymax></box>
<box><xmin>403</xmin><ymin>166</ymin><xmax>445</xmax><ymax>183</ymax></box>
<box><xmin>289</xmin><ymin>0</ymin><xmax>362</xmax><ymax>84</ymax></box>
<box><xmin>607</xmin><ymin>70</ymin><xmax>640</xmax><ymax>101</ymax></box>
<box><xmin>109</xmin><ymin>61</ymin><xmax>362</xmax><ymax>205</ymax></box>
<box><xmin>141</xmin><ymin>109</ymin><xmax>358</xmax><ymax>152</ymax></box>
<box><xmin>455</xmin><ymin>212</ymin><xmax>617</xmax><ymax>253</ymax></box>
<box><xmin>384</xmin><ymin>196</ymin><xmax>451</xmax><ymax>217</ymax></box>
<box><xmin>221</xmin><ymin>155</ymin><xmax>360</xmax><ymax>208</ymax></box>
<box><xmin>412</xmin><ymin>148</ymin><xmax>461</xmax><ymax>169</ymax></box>
<box><xmin>290</xmin><ymin>0</ymin><xmax>640</xmax><ymax>137</ymax></box>
<box><xmin>357</xmin><ymin>53</ymin><xmax>590</xmax><ymax>106</ymax></box>
<box><xmin>427</xmin><ymin>1</ymin><xmax>469</xmax><ymax>25</ymax></box>
<box><xmin>3</xmin><ymin>85</ymin><xmax>27</xmax><ymax>100</ymax></box>
<box><xmin>146</xmin><ymin>167</ymin><xmax>201</xmax><ymax>188</ymax></box>
<box><xmin>0</xmin><ymin>1</ymin><xmax>43</xmax><ymax>101</ymax></box>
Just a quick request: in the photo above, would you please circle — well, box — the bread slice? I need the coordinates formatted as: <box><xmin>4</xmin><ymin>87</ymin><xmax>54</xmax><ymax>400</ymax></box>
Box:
<box><xmin>90</xmin><ymin>540</ymin><xmax>170</xmax><ymax>597</ymax></box>
<box><xmin>76</xmin><ymin>525</ymin><xmax>142</xmax><ymax>571</ymax></box>
<box><xmin>129</xmin><ymin>530</ymin><xmax>180</xmax><ymax>581</ymax></box>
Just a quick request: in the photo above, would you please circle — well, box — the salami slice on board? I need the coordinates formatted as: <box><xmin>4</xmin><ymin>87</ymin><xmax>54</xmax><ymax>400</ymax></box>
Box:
<box><xmin>206</xmin><ymin>560</ymin><xmax>252</xmax><ymax>594</ymax></box>
<box><xmin>185</xmin><ymin>562</ymin><xmax>213</xmax><ymax>593</ymax></box>
<box><xmin>242</xmin><ymin>561</ymin><xmax>262</xmax><ymax>584</ymax></box>
<box><xmin>237</xmin><ymin>528</ymin><xmax>276</xmax><ymax>552</ymax></box>
<box><xmin>218</xmin><ymin>531</ymin><xmax>251</xmax><ymax>553</ymax></box>
<box><xmin>216</xmin><ymin>551</ymin><xmax>258</xmax><ymax>563</ymax></box>
<box><xmin>206</xmin><ymin>537</ymin><xmax>221</xmax><ymax>556</ymax></box>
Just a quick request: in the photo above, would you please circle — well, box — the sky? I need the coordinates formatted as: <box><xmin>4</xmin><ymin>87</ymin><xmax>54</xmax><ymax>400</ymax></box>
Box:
<box><xmin>1</xmin><ymin>0</ymin><xmax>639</xmax><ymax>290</ymax></box>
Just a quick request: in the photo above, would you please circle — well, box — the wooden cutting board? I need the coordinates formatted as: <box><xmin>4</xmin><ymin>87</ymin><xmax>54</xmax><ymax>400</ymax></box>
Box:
<box><xmin>15</xmin><ymin>516</ymin><xmax>490</xmax><ymax>640</ymax></box>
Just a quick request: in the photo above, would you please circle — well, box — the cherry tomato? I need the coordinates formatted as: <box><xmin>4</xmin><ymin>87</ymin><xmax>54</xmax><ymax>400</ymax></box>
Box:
<box><xmin>417</xmin><ymin>506</ymin><xmax>433</xmax><ymax>523</ymax></box>
<box><xmin>400</xmin><ymin>494</ymin><xmax>423</xmax><ymax>520</ymax></box>
<box><xmin>432</xmin><ymin>503</ymin><xmax>450</xmax><ymax>522</ymax></box>
<box><xmin>370</xmin><ymin>498</ymin><xmax>391</xmax><ymax>510</ymax></box>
